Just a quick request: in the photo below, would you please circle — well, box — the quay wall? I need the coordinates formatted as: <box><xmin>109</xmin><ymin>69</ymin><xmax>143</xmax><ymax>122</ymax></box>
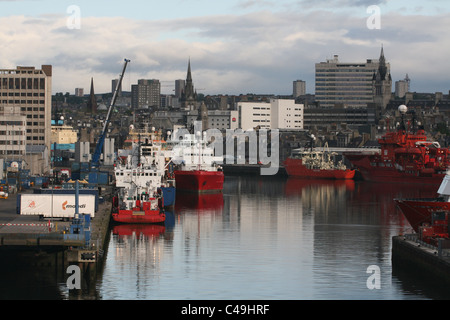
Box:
<box><xmin>392</xmin><ymin>235</ymin><xmax>450</xmax><ymax>284</ymax></box>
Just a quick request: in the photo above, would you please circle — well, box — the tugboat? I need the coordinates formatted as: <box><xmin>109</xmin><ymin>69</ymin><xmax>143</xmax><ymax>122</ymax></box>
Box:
<box><xmin>112</xmin><ymin>138</ymin><xmax>166</xmax><ymax>224</ymax></box>
<box><xmin>172</xmin><ymin>130</ymin><xmax>224</xmax><ymax>193</ymax></box>
<box><xmin>344</xmin><ymin>105</ymin><xmax>450</xmax><ymax>185</ymax></box>
<box><xmin>284</xmin><ymin>141</ymin><xmax>355</xmax><ymax>180</ymax></box>
<box><xmin>395</xmin><ymin>170</ymin><xmax>450</xmax><ymax>233</ymax></box>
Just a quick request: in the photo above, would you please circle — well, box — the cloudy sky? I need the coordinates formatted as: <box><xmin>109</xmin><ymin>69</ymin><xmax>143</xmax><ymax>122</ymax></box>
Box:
<box><xmin>1</xmin><ymin>0</ymin><xmax>450</xmax><ymax>96</ymax></box>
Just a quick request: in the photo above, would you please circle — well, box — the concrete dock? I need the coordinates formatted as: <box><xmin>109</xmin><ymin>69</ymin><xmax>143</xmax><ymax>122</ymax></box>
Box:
<box><xmin>392</xmin><ymin>234</ymin><xmax>450</xmax><ymax>284</ymax></box>
<box><xmin>0</xmin><ymin>187</ymin><xmax>113</xmax><ymax>288</ymax></box>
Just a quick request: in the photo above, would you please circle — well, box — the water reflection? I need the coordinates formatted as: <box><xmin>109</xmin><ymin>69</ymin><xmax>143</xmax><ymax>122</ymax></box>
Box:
<box><xmin>5</xmin><ymin>175</ymin><xmax>445</xmax><ymax>299</ymax></box>
<box><xmin>175</xmin><ymin>192</ymin><xmax>224</xmax><ymax>214</ymax></box>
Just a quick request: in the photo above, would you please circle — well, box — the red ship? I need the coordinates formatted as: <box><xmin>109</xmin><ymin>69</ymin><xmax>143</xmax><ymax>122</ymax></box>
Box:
<box><xmin>284</xmin><ymin>143</ymin><xmax>355</xmax><ymax>180</ymax></box>
<box><xmin>395</xmin><ymin>170</ymin><xmax>450</xmax><ymax>233</ymax></box>
<box><xmin>172</xmin><ymin>131</ymin><xmax>224</xmax><ymax>193</ymax></box>
<box><xmin>112</xmin><ymin>190</ymin><xmax>166</xmax><ymax>224</ymax></box>
<box><xmin>344</xmin><ymin>105</ymin><xmax>450</xmax><ymax>185</ymax></box>
<box><xmin>111</xmin><ymin>138</ymin><xmax>166</xmax><ymax>224</ymax></box>
<box><xmin>174</xmin><ymin>170</ymin><xmax>224</xmax><ymax>193</ymax></box>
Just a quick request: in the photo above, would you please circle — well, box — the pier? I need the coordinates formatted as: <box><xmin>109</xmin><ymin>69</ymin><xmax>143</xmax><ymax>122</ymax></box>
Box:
<box><xmin>0</xmin><ymin>187</ymin><xmax>113</xmax><ymax>290</ymax></box>
<box><xmin>392</xmin><ymin>234</ymin><xmax>450</xmax><ymax>284</ymax></box>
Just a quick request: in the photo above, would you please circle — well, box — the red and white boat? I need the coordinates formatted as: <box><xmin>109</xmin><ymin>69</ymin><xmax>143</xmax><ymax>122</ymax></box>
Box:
<box><xmin>284</xmin><ymin>143</ymin><xmax>355</xmax><ymax>180</ymax></box>
<box><xmin>171</xmin><ymin>130</ymin><xmax>224</xmax><ymax>193</ymax></box>
<box><xmin>344</xmin><ymin>105</ymin><xmax>450</xmax><ymax>185</ymax></box>
<box><xmin>395</xmin><ymin>170</ymin><xmax>450</xmax><ymax>233</ymax></box>
<box><xmin>112</xmin><ymin>138</ymin><xmax>166</xmax><ymax>224</ymax></box>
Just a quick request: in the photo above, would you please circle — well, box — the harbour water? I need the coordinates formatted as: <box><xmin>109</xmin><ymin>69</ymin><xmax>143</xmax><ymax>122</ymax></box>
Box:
<box><xmin>1</xmin><ymin>175</ymin><xmax>450</xmax><ymax>300</ymax></box>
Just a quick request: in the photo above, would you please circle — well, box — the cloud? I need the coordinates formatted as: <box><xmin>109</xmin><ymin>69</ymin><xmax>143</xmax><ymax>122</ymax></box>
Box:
<box><xmin>1</xmin><ymin>5</ymin><xmax>450</xmax><ymax>95</ymax></box>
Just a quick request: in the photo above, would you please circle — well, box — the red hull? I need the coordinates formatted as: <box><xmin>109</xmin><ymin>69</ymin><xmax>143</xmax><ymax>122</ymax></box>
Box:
<box><xmin>112</xmin><ymin>224</ymin><xmax>165</xmax><ymax>237</ymax></box>
<box><xmin>112</xmin><ymin>209</ymin><xmax>165</xmax><ymax>224</ymax></box>
<box><xmin>394</xmin><ymin>198</ymin><xmax>450</xmax><ymax>233</ymax></box>
<box><xmin>284</xmin><ymin>158</ymin><xmax>355</xmax><ymax>180</ymax></box>
<box><xmin>174</xmin><ymin>170</ymin><xmax>224</xmax><ymax>192</ymax></box>
<box><xmin>346</xmin><ymin>154</ymin><xmax>445</xmax><ymax>185</ymax></box>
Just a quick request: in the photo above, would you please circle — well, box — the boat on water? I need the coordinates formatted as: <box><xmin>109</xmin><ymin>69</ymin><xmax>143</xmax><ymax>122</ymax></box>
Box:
<box><xmin>284</xmin><ymin>143</ymin><xmax>355</xmax><ymax>180</ymax></box>
<box><xmin>112</xmin><ymin>137</ymin><xmax>167</xmax><ymax>224</ymax></box>
<box><xmin>395</xmin><ymin>170</ymin><xmax>450</xmax><ymax>233</ymax></box>
<box><xmin>171</xmin><ymin>130</ymin><xmax>224</xmax><ymax>193</ymax></box>
<box><xmin>344</xmin><ymin>105</ymin><xmax>450</xmax><ymax>185</ymax></box>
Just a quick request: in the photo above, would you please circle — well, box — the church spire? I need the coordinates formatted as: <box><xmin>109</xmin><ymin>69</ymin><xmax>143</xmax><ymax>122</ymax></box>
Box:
<box><xmin>187</xmin><ymin>58</ymin><xmax>192</xmax><ymax>82</ymax></box>
<box><xmin>180</xmin><ymin>58</ymin><xmax>198</xmax><ymax>111</ymax></box>
<box><xmin>87</xmin><ymin>77</ymin><xmax>97</xmax><ymax>114</ymax></box>
<box><xmin>379</xmin><ymin>44</ymin><xmax>385</xmax><ymax>66</ymax></box>
<box><xmin>377</xmin><ymin>45</ymin><xmax>388</xmax><ymax>81</ymax></box>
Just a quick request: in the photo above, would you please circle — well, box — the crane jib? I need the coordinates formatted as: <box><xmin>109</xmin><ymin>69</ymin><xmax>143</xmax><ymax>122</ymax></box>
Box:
<box><xmin>91</xmin><ymin>58</ymin><xmax>130</xmax><ymax>168</ymax></box>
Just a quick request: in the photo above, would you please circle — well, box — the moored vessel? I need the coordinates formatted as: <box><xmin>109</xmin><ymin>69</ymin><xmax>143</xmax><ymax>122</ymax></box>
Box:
<box><xmin>284</xmin><ymin>143</ymin><xmax>355</xmax><ymax>180</ymax></box>
<box><xmin>112</xmin><ymin>186</ymin><xmax>165</xmax><ymax>224</ymax></box>
<box><xmin>112</xmin><ymin>136</ymin><xmax>166</xmax><ymax>224</ymax></box>
<box><xmin>344</xmin><ymin>105</ymin><xmax>450</xmax><ymax>185</ymax></box>
<box><xmin>172</xmin><ymin>130</ymin><xmax>224</xmax><ymax>193</ymax></box>
<box><xmin>395</xmin><ymin>170</ymin><xmax>450</xmax><ymax>233</ymax></box>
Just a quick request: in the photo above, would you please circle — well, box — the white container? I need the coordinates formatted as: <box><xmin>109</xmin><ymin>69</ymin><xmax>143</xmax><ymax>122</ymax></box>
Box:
<box><xmin>19</xmin><ymin>194</ymin><xmax>96</xmax><ymax>218</ymax></box>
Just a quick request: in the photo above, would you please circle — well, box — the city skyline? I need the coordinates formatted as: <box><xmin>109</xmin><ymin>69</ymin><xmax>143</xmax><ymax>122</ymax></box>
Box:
<box><xmin>1</xmin><ymin>0</ymin><xmax>450</xmax><ymax>96</ymax></box>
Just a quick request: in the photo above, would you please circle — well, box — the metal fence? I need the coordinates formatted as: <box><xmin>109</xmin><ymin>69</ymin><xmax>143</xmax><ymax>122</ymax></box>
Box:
<box><xmin>403</xmin><ymin>234</ymin><xmax>450</xmax><ymax>257</ymax></box>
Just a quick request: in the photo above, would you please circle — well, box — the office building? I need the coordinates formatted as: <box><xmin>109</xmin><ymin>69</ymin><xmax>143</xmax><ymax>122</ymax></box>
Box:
<box><xmin>303</xmin><ymin>107</ymin><xmax>376</xmax><ymax>129</ymax></box>
<box><xmin>0</xmin><ymin>65</ymin><xmax>52</xmax><ymax>157</ymax></box>
<box><xmin>238</xmin><ymin>99</ymin><xmax>304</xmax><ymax>131</ymax></box>
<box><xmin>315</xmin><ymin>48</ymin><xmax>391</xmax><ymax>108</ymax></box>
<box><xmin>293</xmin><ymin>80</ymin><xmax>306</xmax><ymax>98</ymax></box>
<box><xmin>75</xmin><ymin>88</ymin><xmax>84</xmax><ymax>97</ymax></box>
<box><xmin>131</xmin><ymin>79</ymin><xmax>161</xmax><ymax>109</ymax></box>
<box><xmin>175</xmin><ymin>79</ymin><xmax>185</xmax><ymax>98</ymax></box>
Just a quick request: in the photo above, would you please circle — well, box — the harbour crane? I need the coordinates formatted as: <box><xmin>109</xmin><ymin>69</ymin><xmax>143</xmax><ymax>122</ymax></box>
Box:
<box><xmin>90</xmin><ymin>58</ymin><xmax>130</xmax><ymax>171</ymax></box>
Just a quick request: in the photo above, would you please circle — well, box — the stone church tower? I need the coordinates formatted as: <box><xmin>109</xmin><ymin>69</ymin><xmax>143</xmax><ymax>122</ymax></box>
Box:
<box><xmin>373</xmin><ymin>46</ymin><xmax>392</xmax><ymax>110</ymax></box>
<box><xmin>180</xmin><ymin>59</ymin><xmax>198</xmax><ymax>111</ymax></box>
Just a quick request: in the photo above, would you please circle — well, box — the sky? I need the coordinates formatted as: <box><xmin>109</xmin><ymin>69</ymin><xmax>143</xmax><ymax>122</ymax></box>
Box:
<box><xmin>1</xmin><ymin>0</ymin><xmax>450</xmax><ymax>96</ymax></box>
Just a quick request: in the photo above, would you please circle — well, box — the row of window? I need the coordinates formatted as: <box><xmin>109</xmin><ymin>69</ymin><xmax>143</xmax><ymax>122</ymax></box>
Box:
<box><xmin>0</xmin><ymin>150</ymin><xmax>23</xmax><ymax>155</ymax></box>
<box><xmin>0</xmin><ymin>78</ymin><xmax>46</xmax><ymax>90</ymax></box>
<box><xmin>0</xmin><ymin>140</ymin><xmax>24</xmax><ymax>145</ymax></box>
<box><xmin>26</xmin><ymin>114</ymin><xmax>45</xmax><ymax>119</ymax></box>
<box><xmin>27</xmin><ymin>122</ymin><xmax>45</xmax><ymax>127</ymax></box>
<box><xmin>1</xmin><ymin>100</ymin><xmax>45</xmax><ymax>104</ymax></box>
<box><xmin>1</xmin><ymin>92</ymin><xmax>45</xmax><ymax>97</ymax></box>
<box><xmin>0</xmin><ymin>131</ymin><xmax>23</xmax><ymax>135</ymax></box>
<box><xmin>0</xmin><ymin>121</ymin><xmax>24</xmax><ymax>126</ymax></box>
